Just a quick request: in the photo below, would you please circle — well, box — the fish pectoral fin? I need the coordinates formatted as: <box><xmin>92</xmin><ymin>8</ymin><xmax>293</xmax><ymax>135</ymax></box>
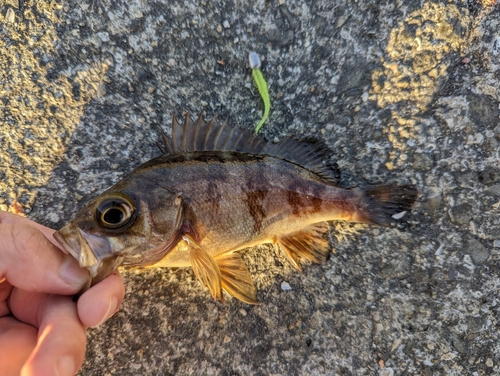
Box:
<box><xmin>185</xmin><ymin>236</ymin><xmax>224</xmax><ymax>302</ymax></box>
<box><xmin>214</xmin><ymin>252</ymin><xmax>258</xmax><ymax>305</ymax></box>
<box><xmin>274</xmin><ymin>222</ymin><xmax>331</xmax><ymax>271</ymax></box>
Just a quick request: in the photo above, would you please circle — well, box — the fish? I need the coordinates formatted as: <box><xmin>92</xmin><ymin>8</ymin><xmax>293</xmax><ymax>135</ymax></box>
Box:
<box><xmin>54</xmin><ymin>114</ymin><xmax>418</xmax><ymax>304</ymax></box>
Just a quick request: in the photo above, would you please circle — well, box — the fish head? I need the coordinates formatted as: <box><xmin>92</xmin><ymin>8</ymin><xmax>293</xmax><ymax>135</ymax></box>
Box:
<box><xmin>54</xmin><ymin>181</ymin><xmax>184</xmax><ymax>288</ymax></box>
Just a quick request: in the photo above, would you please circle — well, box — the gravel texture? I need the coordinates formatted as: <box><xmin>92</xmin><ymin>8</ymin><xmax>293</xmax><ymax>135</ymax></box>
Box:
<box><xmin>2</xmin><ymin>0</ymin><xmax>500</xmax><ymax>375</ymax></box>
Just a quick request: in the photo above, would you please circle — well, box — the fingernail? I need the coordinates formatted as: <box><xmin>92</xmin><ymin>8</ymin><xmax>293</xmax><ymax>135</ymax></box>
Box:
<box><xmin>60</xmin><ymin>255</ymin><xmax>89</xmax><ymax>288</ymax></box>
<box><xmin>57</xmin><ymin>356</ymin><xmax>75</xmax><ymax>376</ymax></box>
<box><xmin>93</xmin><ymin>297</ymin><xmax>118</xmax><ymax>328</ymax></box>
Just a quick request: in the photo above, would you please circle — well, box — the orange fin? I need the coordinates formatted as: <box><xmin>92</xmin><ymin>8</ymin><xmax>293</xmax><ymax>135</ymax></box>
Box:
<box><xmin>185</xmin><ymin>236</ymin><xmax>224</xmax><ymax>302</ymax></box>
<box><xmin>274</xmin><ymin>222</ymin><xmax>330</xmax><ymax>271</ymax></box>
<box><xmin>214</xmin><ymin>252</ymin><xmax>258</xmax><ymax>305</ymax></box>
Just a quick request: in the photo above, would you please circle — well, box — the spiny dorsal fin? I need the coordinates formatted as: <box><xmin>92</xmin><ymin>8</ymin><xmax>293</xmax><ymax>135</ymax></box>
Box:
<box><xmin>274</xmin><ymin>222</ymin><xmax>331</xmax><ymax>271</ymax></box>
<box><xmin>214</xmin><ymin>252</ymin><xmax>258</xmax><ymax>305</ymax></box>
<box><xmin>160</xmin><ymin>113</ymin><xmax>339</xmax><ymax>184</ymax></box>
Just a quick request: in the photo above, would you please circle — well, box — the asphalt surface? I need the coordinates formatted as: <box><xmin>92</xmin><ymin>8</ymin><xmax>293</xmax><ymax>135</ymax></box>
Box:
<box><xmin>1</xmin><ymin>0</ymin><xmax>500</xmax><ymax>375</ymax></box>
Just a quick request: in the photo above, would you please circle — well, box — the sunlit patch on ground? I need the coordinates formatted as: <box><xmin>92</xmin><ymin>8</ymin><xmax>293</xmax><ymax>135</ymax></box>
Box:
<box><xmin>0</xmin><ymin>1</ymin><xmax>107</xmax><ymax>214</ymax></box>
<box><xmin>370</xmin><ymin>2</ymin><xmax>471</xmax><ymax>170</ymax></box>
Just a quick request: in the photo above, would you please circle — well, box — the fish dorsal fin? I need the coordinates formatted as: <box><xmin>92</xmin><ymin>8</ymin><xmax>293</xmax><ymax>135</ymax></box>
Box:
<box><xmin>160</xmin><ymin>114</ymin><xmax>339</xmax><ymax>183</ymax></box>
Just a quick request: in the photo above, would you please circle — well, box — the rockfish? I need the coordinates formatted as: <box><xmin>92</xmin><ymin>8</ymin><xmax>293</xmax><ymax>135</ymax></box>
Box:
<box><xmin>54</xmin><ymin>114</ymin><xmax>417</xmax><ymax>304</ymax></box>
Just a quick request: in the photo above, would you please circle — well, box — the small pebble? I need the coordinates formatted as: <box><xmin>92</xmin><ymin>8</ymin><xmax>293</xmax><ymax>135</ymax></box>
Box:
<box><xmin>392</xmin><ymin>211</ymin><xmax>407</xmax><ymax>220</ymax></box>
<box><xmin>222</xmin><ymin>20</ymin><xmax>230</xmax><ymax>28</ymax></box>
<box><xmin>281</xmin><ymin>282</ymin><xmax>292</xmax><ymax>291</ymax></box>
<box><xmin>379</xmin><ymin>368</ymin><xmax>394</xmax><ymax>376</ymax></box>
<box><xmin>47</xmin><ymin>212</ymin><xmax>60</xmax><ymax>223</ymax></box>
<box><xmin>5</xmin><ymin>8</ymin><xmax>15</xmax><ymax>23</ymax></box>
<box><xmin>97</xmin><ymin>82</ymin><xmax>106</xmax><ymax>97</ymax></box>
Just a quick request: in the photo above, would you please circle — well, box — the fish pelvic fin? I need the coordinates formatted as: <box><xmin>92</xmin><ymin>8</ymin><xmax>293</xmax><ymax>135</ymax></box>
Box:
<box><xmin>274</xmin><ymin>222</ymin><xmax>331</xmax><ymax>272</ymax></box>
<box><xmin>214</xmin><ymin>252</ymin><xmax>258</xmax><ymax>305</ymax></box>
<box><xmin>361</xmin><ymin>184</ymin><xmax>418</xmax><ymax>226</ymax></box>
<box><xmin>185</xmin><ymin>235</ymin><xmax>224</xmax><ymax>302</ymax></box>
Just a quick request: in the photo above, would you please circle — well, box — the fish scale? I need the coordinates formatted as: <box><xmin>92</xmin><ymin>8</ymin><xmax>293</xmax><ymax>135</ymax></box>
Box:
<box><xmin>55</xmin><ymin>114</ymin><xmax>418</xmax><ymax>304</ymax></box>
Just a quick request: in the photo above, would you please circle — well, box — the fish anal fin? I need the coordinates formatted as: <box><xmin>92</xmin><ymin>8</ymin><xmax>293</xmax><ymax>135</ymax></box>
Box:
<box><xmin>275</xmin><ymin>241</ymin><xmax>302</xmax><ymax>271</ymax></box>
<box><xmin>274</xmin><ymin>222</ymin><xmax>330</xmax><ymax>271</ymax></box>
<box><xmin>185</xmin><ymin>235</ymin><xmax>224</xmax><ymax>302</ymax></box>
<box><xmin>215</xmin><ymin>252</ymin><xmax>258</xmax><ymax>305</ymax></box>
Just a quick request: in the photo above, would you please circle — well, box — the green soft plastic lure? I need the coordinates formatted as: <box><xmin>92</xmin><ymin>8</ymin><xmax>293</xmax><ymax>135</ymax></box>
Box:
<box><xmin>249</xmin><ymin>52</ymin><xmax>270</xmax><ymax>133</ymax></box>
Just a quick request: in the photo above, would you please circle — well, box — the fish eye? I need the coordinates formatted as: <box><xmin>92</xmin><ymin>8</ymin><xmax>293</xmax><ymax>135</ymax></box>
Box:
<box><xmin>94</xmin><ymin>193</ymin><xmax>136</xmax><ymax>230</ymax></box>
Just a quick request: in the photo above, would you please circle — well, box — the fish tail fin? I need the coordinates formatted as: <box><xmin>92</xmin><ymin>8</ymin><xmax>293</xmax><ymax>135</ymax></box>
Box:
<box><xmin>361</xmin><ymin>184</ymin><xmax>418</xmax><ymax>226</ymax></box>
<box><xmin>274</xmin><ymin>222</ymin><xmax>331</xmax><ymax>271</ymax></box>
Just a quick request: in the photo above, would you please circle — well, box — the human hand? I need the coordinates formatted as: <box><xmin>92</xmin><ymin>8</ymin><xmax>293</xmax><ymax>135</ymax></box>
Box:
<box><xmin>0</xmin><ymin>211</ymin><xmax>125</xmax><ymax>376</ymax></box>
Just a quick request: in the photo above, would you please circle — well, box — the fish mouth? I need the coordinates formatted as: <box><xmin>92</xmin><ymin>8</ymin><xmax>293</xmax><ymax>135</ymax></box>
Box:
<box><xmin>54</xmin><ymin>224</ymin><xmax>123</xmax><ymax>288</ymax></box>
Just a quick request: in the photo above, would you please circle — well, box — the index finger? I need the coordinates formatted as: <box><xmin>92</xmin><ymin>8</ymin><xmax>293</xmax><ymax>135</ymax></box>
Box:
<box><xmin>0</xmin><ymin>211</ymin><xmax>59</xmax><ymax>248</ymax></box>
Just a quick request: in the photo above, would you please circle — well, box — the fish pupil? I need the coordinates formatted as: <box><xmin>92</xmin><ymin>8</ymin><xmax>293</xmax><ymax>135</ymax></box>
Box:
<box><xmin>104</xmin><ymin>207</ymin><xmax>124</xmax><ymax>224</ymax></box>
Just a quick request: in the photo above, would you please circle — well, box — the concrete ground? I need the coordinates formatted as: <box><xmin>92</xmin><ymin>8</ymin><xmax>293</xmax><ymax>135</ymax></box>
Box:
<box><xmin>1</xmin><ymin>0</ymin><xmax>500</xmax><ymax>374</ymax></box>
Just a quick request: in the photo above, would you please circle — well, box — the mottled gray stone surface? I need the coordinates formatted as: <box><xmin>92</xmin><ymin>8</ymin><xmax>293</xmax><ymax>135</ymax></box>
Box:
<box><xmin>2</xmin><ymin>0</ymin><xmax>500</xmax><ymax>375</ymax></box>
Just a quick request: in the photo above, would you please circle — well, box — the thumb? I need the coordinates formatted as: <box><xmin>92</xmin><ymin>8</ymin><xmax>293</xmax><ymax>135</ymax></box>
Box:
<box><xmin>0</xmin><ymin>223</ymin><xmax>89</xmax><ymax>294</ymax></box>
